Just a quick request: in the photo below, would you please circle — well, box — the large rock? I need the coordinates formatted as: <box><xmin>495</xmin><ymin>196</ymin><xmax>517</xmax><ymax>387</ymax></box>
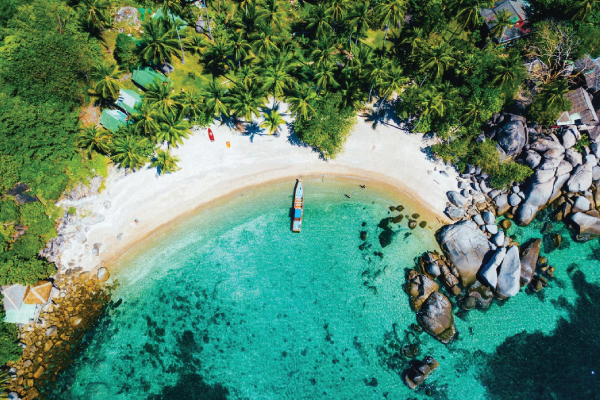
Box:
<box><xmin>561</xmin><ymin>129</ymin><xmax>577</xmax><ymax>149</ymax></box>
<box><xmin>523</xmin><ymin>179</ymin><xmax>555</xmax><ymax>208</ymax></box>
<box><xmin>565</xmin><ymin>148</ymin><xmax>583</xmax><ymax>168</ymax></box>
<box><xmin>567</xmin><ymin>163</ymin><xmax>593</xmax><ymax>192</ymax></box>
<box><xmin>570</xmin><ymin>212</ymin><xmax>600</xmax><ymax>241</ymax></box>
<box><xmin>496</xmin><ymin>245</ymin><xmax>521</xmax><ymax>298</ymax></box>
<box><xmin>445</xmin><ymin>206</ymin><xmax>465</xmax><ymax>221</ymax></box>
<box><xmin>556</xmin><ymin>160</ymin><xmax>574</xmax><ymax>176</ymax></box>
<box><xmin>514</xmin><ymin>203</ymin><xmax>538</xmax><ymax>226</ymax></box>
<box><xmin>436</xmin><ymin>221</ymin><xmax>491</xmax><ymax>287</ymax></box>
<box><xmin>530</xmin><ymin>139</ymin><xmax>564</xmax><ymax>153</ymax></box>
<box><xmin>524</xmin><ymin>150</ymin><xmax>542</xmax><ymax>169</ymax></box>
<box><xmin>447</xmin><ymin>191</ymin><xmax>468</xmax><ymax>207</ymax></box>
<box><xmin>416</xmin><ymin>291</ymin><xmax>457</xmax><ymax>344</ymax></box>
<box><xmin>494</xmin><ymin>193</ymin><xmax>511</xmax><ymax>215</ymax></box>
<box><xmin>538</xmin><ymin>156</ymin><xmax>563</xmax><ymax>170</ymax></box>
<box><xmin>497</xmin><ymin>121</ymin><xmax>527</xmax><ymax>157</ymax></box>
<box><xmin>478</xmin><ymin>247</ymin><xmax>507</xmax><ymax>289</ymax></box>
<box><xmin>520</xmin><ymin>239</ymin><xmax>541</xmax><ymax>286</ymax></box>
<box><xmin>532</xmin><ymin>168</ymin><xmax>557</xmax><ymax>184</ymax></box>
<box><xmin>404</xmin><ymin>271</ymin><xmax>439</xmax><ymax>312</ymax></box>
<box><xmin>549</xmin><ymin>173</ymin><xmax>570</xmax><ymax>204</ymax></box>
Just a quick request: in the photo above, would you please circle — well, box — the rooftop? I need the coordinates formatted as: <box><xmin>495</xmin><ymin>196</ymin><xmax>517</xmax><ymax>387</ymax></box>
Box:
<box><xmin>115</xmin><ymin>89</ymin><xmax>143</xmax><ymax>114</ymax></box>
<box><xmin>481</xmin><ymin>0</ymin><xmax>530</xmax><ymax>44</ymax></box>
<box><xmin>575</xmin><ymin>54</ymin><xmax>600</xmax><ymax>91</ymax></box>
<box><xmin>557</xmin><ymin>87</ymin><xmax>599</xmax><ymax>127</ymax></box>
<box><xmin>100</xmin><ymin>109</ymin><xmax>129</xmax><ymax>132</ymax></box>
<box><xmin>132</xmin><ymin>67</ymin><xmax>170</xmax><ymax>90</ymax></box>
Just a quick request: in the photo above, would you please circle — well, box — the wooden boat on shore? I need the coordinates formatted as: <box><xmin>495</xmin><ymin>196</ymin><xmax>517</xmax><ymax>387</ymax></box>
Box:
<box><xmin>292</xmin><ymin>179</ymin><xmax>303</xmax><ymax>232</ymax></box>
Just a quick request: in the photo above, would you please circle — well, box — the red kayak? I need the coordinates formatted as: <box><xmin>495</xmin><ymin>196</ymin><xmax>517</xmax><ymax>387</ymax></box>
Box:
<box><xmin>208</xmin><ymin>128</ymin><xmax>214</xmax><ymax>142</ymax></box>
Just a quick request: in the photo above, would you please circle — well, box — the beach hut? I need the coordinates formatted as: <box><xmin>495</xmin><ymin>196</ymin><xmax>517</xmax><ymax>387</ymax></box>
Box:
<box><xmin>132</xmin><ymin>67</ymin><xmax>170</xmax><ymax>90</ymax></box>
<box><xmin>480</xmin><ymin>0</ymin><xmax>530</xmax><ymax>44</ymax></box>
<box><xmin>556</xmin><ymin>87</ymin><xmax>599</xmax><ymax>130</ymax></box>
<box><xmin>100</xmin><ymin>109</ymin><xmax>129</xmax><ymax>132</ymax></box>
<box><xmin>115</xmin><ymin>89</ymin><xmax>143</xmax><ymax>115</ymax></box>
<box><xmin>2</xmin><ymin>284</ymin><xmax>27</xmax><ymax>312</ymax></box>
<box><xmin>23</xmin><ymin>281</ymin><xmax>53</xmax><ymax>305</ymax></box>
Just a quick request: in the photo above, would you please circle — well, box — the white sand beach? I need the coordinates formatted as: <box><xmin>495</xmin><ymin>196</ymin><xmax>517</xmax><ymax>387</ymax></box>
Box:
<box><xmin>57</xmin><ymin>105</ymin><xmax>459</xmax><ymax>273</ymax></box>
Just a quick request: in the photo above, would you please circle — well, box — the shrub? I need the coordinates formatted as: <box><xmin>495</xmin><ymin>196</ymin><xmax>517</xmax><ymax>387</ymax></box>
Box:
<box><xmin>114</xmin><ymin>33</ymin><xmax>140</xmax><ymax>72</ymax></box>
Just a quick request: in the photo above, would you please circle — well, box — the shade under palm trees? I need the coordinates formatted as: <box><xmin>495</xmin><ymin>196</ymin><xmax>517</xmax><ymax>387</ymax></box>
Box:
<box><xmin>151</xmin><ymin>149</ymin><xmax>181</xmax><ymax>174</ymax></box>
<box><xmin>90</xmin><ymin>62</ymin><xmax>124</xmax><ymax>101</ymax></box>
<box><xmin>76</xmin><ymin>126</ymin><xmax>112</xmax><ymax>155</ymax></box>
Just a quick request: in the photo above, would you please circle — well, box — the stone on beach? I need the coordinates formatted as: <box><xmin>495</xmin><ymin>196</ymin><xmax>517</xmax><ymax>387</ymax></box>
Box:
<box><xmin>436</xmin><ymin>221</ymin><xmax>491</xmax><ymax>287</ymax></box>
<box><xmin>567</xmin><ymin>163</ymin><xmax>593</xmax><ymax>192</ymax></box>
<box><xmin>447</xmin><ymin>191</ymin><xmax>468</xmax><ymax>208</ymax></box>
<box><xmin>570</xmin><ymin>212</ymin><xmax>600</xmax><ymax>241</ymax></box>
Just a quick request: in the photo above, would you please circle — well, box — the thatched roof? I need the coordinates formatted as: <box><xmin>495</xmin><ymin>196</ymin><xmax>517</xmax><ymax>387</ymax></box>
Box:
<box><xmin>23</xmin><ymin>281</ymin><xmax>53</xmax><ymax>305</ymax></box>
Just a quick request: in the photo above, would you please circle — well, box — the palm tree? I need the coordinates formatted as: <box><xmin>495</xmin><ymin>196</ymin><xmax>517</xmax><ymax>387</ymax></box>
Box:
<box><xmin>90</xmin><ymin>62</ymin><xmax>124</xmax><ymax>101</ymax></box>
<box><xmin>306</xmin><ymin>3</ymin><xmax>333</xmax><ymax>38</ymax></box>
<box><xmin>490</xmin><ymin>9</ymin><xmax>515</xmax><ymax>42</ymax></box>
<box><xmin>366</xmin><ymin>56</ymin><xmax>391</xmax><ymax>103</ymax></box>
<box><xmin>261</xmin><ymin>61</ymin><xmax>295</xmax><ymax>107</ymax></box>
<box><xmin>326</xmin><ymin>0</ymin><xmax>348</xmax><ymax>32</ymax></box>
<box><xmin>250</xmin><ymin>28</ymin><xmax>281</xmax><ymax>58</ymax></box>
<box><xmin>151</xmin><ymin>149</ymin><xmax>181</xmax><ymax>174</ymax></box>
<box><xmin>202</xmin><ymin>36</ymin><xmax>233</xmax><ymax>74</ymax></box>
<box><xmin>78</xmin><ymin>0</ymin><xmax>111</xmax><ymax>31</ymax></box>
<box><xmin>257</xmin><ymin>0</ymin><xmax>287</xmax><ymax>30</ymax></box>
<box><xmin>448</xmin><ymin>0</ymin><xmax>494</xmax><ymax>37</ymax></box>
<box><xmin>177</xmin><ymin>90</ymin><xmax>205</xmax><ymax>122</ymax></box>
<box><xmin>459</xmin><ymin>97</ymin><xmax>485</xmax><ymax>127</ymax></box>
<box><xmin>203</xmin><ymin>79</ymin><xmax>230</xmax><ymax>118</ymax></box>
<box><xmin>76</xmin><ymin>126</ymin><xmax>112</xmax><ymax>155</ymax></box>
<box><xmin>157</xmin><ymin>113</ymin><xmax>190</xmax><ymax>147</ymax></box>
<box><xmin>133</xmin><ymin>106</ymin><xmax>160</xmax><ymax>136</ymax></box>
<box><xmin>228</xmin><ymin>84</ymin><xmax>266</xmax><ymax>122</ymax></box>
<box><xmin>144</xmin><ymin>81</ymin><xmax>180</xmax><ymax>117</ymax></box>
<box><xmin>339</xmin><ymin>79</ymin><xmax>366</xmax><ymax>110</ymax></box>
<box><xmin>314</xmin><ymin>63</ymin><xmax>340</xmax><ymax>94</ymax></box>
<box><xmin>161</xmin><ymin>0</ymin><xmax>182</xmax><ymax>17</ymax></box>
<box><xmin>543</xmin><ymin>78</ymin><xmax>570</xmax><ymax>109</ymax></box>
<box><xmin>261</xmin><ymin>111</ymin><xmax>286</xmax><ymax>135</ymax></box>
<box><xmin>348</xmin><ymin>2</ymin><xmax>372</xmax><ymax>46</ymax></box>
<box><xmin>139</xmin><ymin>19</ymin><xmax>183</xmax><ymax>65</ymax></box>
<box><xmin>420</xmin><ymin>43</ymin><xmax>456</xmax><ymax>80</ymax></box>
<box><xmin>493</xmin><ymin>52</ymin><xmax>526</xmax><ymax>88</ymax></box>
<box><xmin>186</xmin><ymin>34</ymin><xmax>209</xmax><ymax>56</ymax></box>
<box><xmin>286</xmin><ymin>83</ymin><xmax>317</xmax><ymax>121</ymax></box>
<box><xmin>111</xmin><ymin>135</ymin><xmax>151</xmax><ymax>170</ymax></box>
<box><xmin>310</xmin><ymin>37</ymin><xmax>339</xmax><ymax>69</ymax></box>
<box><xmin>231</xmin><ymin>32</ymin><xmax>253</xmax><ymax>68</ymax></box>
<box><xmin>417</xmin><ymin>87</ymin><xmax>446</xmax><ymax>119</ymax></box>
<box><xmin>375</xmin><ymin>0</ymin><xmax>408</xmax><ymax>42</ymax></box>
<box><xmin>377</xmin><ymin>64</ymin><xmax>408</xmax><ymax>106</ymax></box>
<box><xmin>570</xmin><ymin>0</ymin><xmax>600</xmax><ymax>21</ymax></box>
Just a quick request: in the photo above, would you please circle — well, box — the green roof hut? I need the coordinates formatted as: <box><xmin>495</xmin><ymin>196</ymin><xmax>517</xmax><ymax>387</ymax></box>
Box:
<box><xmin>100</xmin><ymin>109</ymin><xmax>129</xmax><ymax>132</ymax></box>
<box><xmin>132</xmin><ymin>67</ymin><xmax>170</xmax><ymax>90</ymax></box>
<box><xmin>115</xmin><ymin>89</ymin><xmax>143</xmax><ymax>114</ymax></box>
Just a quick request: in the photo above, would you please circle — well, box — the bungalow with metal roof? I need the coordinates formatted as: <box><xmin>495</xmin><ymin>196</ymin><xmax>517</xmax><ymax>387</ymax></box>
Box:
<box><xmin>100</xmin><ymin>109</ymin><xmax>130</xmax><ymax>132</ymax></box>
<box><xmin>2</xmin><ymin>281</ymin><xmax>53</xmax><ymax>324</ymax></box>
<box><xmin>132</xmin><ymin>66</ymin><xmax>170</xmax><ymax>90</ymax></box>
<box><xmin>115</xmin><ymin>89</ymin><xmax>143</xmax><ymax>115</ymax></box>
<box><xmin>556</xmin><ymin>87</ymin><xmax>599</xmax><ymax>129</ymax></box>
<box><xmin>481</xmin><ymin>0</ymin><xmax>530</xmax><ymax>44</ymax></box>
<box><xmin>574</xmin><ymin>54</ymin><xmax>600</xmax><ymax>91</ymax></box>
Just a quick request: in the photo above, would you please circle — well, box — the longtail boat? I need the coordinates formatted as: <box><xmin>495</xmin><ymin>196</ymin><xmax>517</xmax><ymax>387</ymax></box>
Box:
<box><xmin>292</xmin><ymin>179</ymin><xmax>303</xmax><ymax>232</ymax></box>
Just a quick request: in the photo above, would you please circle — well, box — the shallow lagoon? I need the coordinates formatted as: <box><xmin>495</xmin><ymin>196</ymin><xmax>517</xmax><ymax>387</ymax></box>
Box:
<box><xmin>49</xmin><ymin>178</ymin><xmax>600</xmax><ymax>399</ymax></box>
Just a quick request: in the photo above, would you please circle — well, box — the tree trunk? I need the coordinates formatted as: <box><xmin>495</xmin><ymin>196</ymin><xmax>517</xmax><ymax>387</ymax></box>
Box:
<box><xmin>204</xmin><ymin>0</ymin><xmax>212</xmax><ymax>39</ymax></box>
<box><xmin>383</xmin><ymin>25</ymin><xmax>389</xmax><ymax>43</ymax></box>
<box><xmin>368</xmin><ymin>81</ymin><xmax>374</xmax><ymax>103</ymax></box>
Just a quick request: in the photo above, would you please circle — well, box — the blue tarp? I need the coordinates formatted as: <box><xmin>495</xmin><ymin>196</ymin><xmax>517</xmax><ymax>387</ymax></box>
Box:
<box><xmin>294</xmin><ymin>209</ymin><xmax>302</xmax><ymax>218</ymax></box>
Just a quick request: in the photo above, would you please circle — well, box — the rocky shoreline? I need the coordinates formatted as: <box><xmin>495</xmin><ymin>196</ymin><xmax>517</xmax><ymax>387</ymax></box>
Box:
<box><xmin>6</xmin><ymin>270</ymin><xmax>112</xmax><ymax>399</ymax></box>
<box><xmin>403</xmin><ymin>115</ymin><xmax>599</xmax><ymax>356</ymax></box>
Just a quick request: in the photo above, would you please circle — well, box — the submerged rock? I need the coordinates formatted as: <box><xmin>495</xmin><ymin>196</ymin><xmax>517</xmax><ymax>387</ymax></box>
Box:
<box><xmin>404</xmin><ymin>271</ymin><xmax>439</xmax><ymax>312</ymax></box>
<box><xmin>403</xmin><ymin>357</ymin><xmax>440</xmax><ymax>390</ymax></box>
<box><xmin>436</xmin><ymin>221</ymin><xmax>491</xmax><ymax>287</ymax></box>
<box><xmin>570</xmin><ymin>212</ymin><xmax>600</xmax><ymax>241</ymax></box>
<box><xmin>417</xmin><ymin>291</ymin><xmax>457</xmax><ymax>344</ymax></box>
<box><xmin>520</xmin><ymin>239</ymin><xmax>541</xmax><ymax>286</ymax></box>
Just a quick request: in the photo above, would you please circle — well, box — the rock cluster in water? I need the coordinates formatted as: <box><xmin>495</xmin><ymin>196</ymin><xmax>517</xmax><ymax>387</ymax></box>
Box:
<box><xmin>403</xmin><ymin>356</ymin><xmax>440</xmax><ymax>390</ymax></box>
<box><xmin>6</xmin><ymin>269</ymin><xmax>111</xmax><ymax>399</ymax></box>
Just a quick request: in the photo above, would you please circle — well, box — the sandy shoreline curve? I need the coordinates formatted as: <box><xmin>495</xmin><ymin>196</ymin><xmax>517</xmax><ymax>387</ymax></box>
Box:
<box><xmin>56</xmin><ymin>107</ymin><xmax>459</xmax><ymax>273</ymax></box>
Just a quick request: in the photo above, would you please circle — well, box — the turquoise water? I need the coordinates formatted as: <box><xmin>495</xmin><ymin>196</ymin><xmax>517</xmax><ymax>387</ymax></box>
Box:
<box><xmin>48</xmin><ymin>179</ymin><xmax>600</xmax><ymax>399</ymax></box>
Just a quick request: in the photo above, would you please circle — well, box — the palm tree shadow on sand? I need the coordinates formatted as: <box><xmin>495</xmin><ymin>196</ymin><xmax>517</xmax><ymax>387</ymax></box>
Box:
<box><xmin>478</xmin><ymin>267</ymin><xmax>600</xmax><ymax>400</ymax></box>
<box><xmin>362</xmin><ymin>101</ymin><xmax>405</xmax><ymax>131</ymax></box>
